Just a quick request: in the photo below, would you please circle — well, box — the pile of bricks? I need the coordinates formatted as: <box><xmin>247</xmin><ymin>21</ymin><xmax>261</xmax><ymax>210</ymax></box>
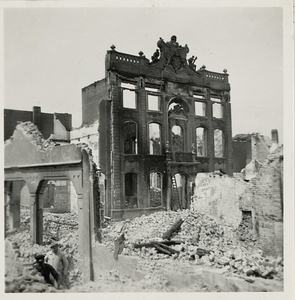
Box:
<box><xmin>15</xmin><ymin>122</ymin><xmax>57</xmax><ymax>150</ymax></box>
<box><xmin>6</xmin><ymin>208</ymin><xmax>82</xmax><ymax>291</ymax></box>
<box><xmin>102</xmin><ymin>209</ymin><xmax>283</xmax><ymax>282</ymax></box>
<box><xmin>5</xmin><ymin>240</ymin><xmax>58</xmax><ymax>293</ymax></box>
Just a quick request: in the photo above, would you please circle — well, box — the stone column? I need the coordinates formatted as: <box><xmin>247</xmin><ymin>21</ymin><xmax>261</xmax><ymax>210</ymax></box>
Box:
<box><xmin>224</xmin><ymin>102</ymin><xmax>233</xmax><ymax>175</ymax></box>
<box><xmin>8</xmin><ymin>181</ymin><xmax>23</xmax><ymax>230</ymax></box>
<box><xmin>110</xmin><ymin>84</ymin><xmax>122</xmax><ymax>219</ymax></box>
<box><xmin>4</xmin><ymin>181</ymin><xmax>11</xmax><ymax>237</ymax></box>
<box><xmin>27</xmin><ymin>179</ymin><xmax>43</xmax><ymax>245</ymax></box>
<box><xmin>138</xmin><ymin>87</ymin><xmax>148</xmax><ymax>208</ymax></box>
<box><xmin>166</xmin><ymin>174</ymin><xmax>171</xmax><ymax>210</ymax></box>
<box><xmin>206</xmin><ymin>92</ymin><xmax>214</xmax><ymax>171</ymax></box>
<box><xmin>77</xmin><ymin>194</ymin><xmax>84</xmax><ymax>255</ymax></box>
<box><xmin>81</xmin><ymin>150</ymin><xmax>94</xmax><ymax>283</ymax></box>
<box><xmin>29</xmin><ymin>193</ymin><xmax>41</xmax><ymax>244</ymax></box>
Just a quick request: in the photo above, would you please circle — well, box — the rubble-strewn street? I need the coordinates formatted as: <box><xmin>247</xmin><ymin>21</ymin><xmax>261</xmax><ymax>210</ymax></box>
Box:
<box><xmin>5</xmin><ymin>206</ymin><xmax>283</xmax><ymax>292</ymax></box>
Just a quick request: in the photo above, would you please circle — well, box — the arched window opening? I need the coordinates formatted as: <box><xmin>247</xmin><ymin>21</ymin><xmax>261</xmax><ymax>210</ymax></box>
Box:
<box><xmin>168</xmin><ymin>102</ymin><xmax>188</xmax><ymax>116</ymax></box>
<box><xmin>196</xmin><ymin>127</ymin><xmax>207</xmax><ymax>156</ymax></box>
<box><xmin>123</xmin><ymin>121</ymin><xmax>138</xmax><ymax>154</ymax></box>
<box><xmin>171</xmin><ymin>125</ymin><xmax>183</xmax><ymax>152</ymax></box>
<box><xmin>214</xmin><ymin>129</ymin><xmax>224</xmax><ymax>157</ymax></box>
<box><xmin>124</xmin><ymin>173</ymin><xmax>138</xmax><ymax>208</ymax></box>
<box><xmin>149</xmin><ymin>172</ymin><xmax>162</xmax><ymax>207</ymax></box>
<box><xmin>149</xmin><ymin>123</ymin><xmax>161</xmax><ymax>155</ymax></box>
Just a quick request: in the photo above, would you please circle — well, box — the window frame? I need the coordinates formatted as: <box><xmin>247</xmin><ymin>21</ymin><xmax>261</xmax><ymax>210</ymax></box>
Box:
<box><xmin>121</xmin><ymin>82</ymin><xmax>137</xmax><ymax>110</ymax></box>
<box><xmin>123</xmin><ymin>120</ymin><xmax>138</xmax><ymax>154</ymax></box>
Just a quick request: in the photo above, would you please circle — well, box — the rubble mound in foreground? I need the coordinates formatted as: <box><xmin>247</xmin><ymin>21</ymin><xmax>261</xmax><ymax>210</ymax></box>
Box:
<box><xmin>102</xmin><ymin>209</ymin><xmax>283</xmax><ymax>282</ymax></box>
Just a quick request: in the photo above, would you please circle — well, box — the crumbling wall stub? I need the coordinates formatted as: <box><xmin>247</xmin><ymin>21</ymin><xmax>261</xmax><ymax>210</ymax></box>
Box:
<box><xmin>251</xmin><ymin>149</ymin><xmax>283</xmax><ymax>256</ymax></box>
<box><xmin>192</xmin><ymin>173</ymin><xmax>246</xmax><ymax>228</ymax></box>
<box><xmin>192</xmin><ymin>147</ymin><xmax>283</xmax><ymax>256</ymax></box>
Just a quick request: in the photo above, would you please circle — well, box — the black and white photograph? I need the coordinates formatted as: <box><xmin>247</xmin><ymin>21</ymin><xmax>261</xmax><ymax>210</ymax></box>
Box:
<box><xmin>2</xmin><ymin>0</ymin><xmax>294</xmax><ymax>298</ymax></box>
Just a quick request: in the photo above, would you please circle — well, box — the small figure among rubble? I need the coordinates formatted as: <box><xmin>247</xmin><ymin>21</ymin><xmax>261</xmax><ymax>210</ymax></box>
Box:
<box><xmin>45</xmin><ymin>242</ymin><xmax>69</xmax><ymax>289</ymax></box>
<box><xmin>34</xmin><ymin>254</ymin><xmax>59</xmax><ymax>287</ymax></box>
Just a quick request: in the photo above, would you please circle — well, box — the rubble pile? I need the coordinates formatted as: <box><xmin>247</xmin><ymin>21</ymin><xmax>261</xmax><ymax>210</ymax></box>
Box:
<box><xmin>13</xmin><ymin>122</ymin><xmax>56</xmax><ymax>150</ymax></box>
<box><xmin>5</xmin><ymin>240</ymin><xmax>58</xmax><ymax>293</ymax></box>
<box><xmin>6</xmin><ymin>207</ymin><xmax>283</xmax><ymax>292</ymax></box>
<box><xmin>6</xmin><ymin>207</ymin><xmax>82</xmax><ymax>292</ymax></box>
<box><xmin>102</xmin><ymin>210</ymin><xmax>283</xmax><ymax>282</ymax></box>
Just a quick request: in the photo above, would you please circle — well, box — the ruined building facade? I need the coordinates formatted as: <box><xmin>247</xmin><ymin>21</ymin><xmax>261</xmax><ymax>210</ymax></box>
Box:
<box><xmin>81</xmin><ymin>36</ymin><xmax>233</xmax><ymax>220</ymax></box>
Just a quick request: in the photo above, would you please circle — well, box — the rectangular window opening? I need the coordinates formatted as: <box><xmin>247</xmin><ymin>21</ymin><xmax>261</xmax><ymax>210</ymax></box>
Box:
<box><xmin>213</xmin><ymin>103</ymin><xmax>223</xmax><ymax>119</ymax></box>
<box><xmin>123</xmin><ymin>89</ymin><xmax>136</xmax><ymax>109</ymax></box>
<box><xmin>148</xmin><ymin>94</ymin><xmax>160</xmax><ymax>111</ymax></box>
<box><xmin>195</xmin><ymin>101</ymin><xmax>206</xmax><ymax>117</ymax></box>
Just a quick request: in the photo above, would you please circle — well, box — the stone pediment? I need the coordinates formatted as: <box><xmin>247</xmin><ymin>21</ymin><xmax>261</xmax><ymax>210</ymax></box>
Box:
<box><xmin>106</xmin><ymin>36</ymin><xmax>230</xmax><ymax>90</ymax></box>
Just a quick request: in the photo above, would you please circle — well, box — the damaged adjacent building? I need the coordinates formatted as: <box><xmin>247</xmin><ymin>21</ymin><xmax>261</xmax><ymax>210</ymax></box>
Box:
<box><xmin>4</xmin><ymin>108</ymin><xmax>74</xmax><ymax>215</ymax></box>
<box><xmin>232</xmin><ymin>129</ymin><xmax>280</xmax><ymax>180</ymax></box>
<box><xmin>4</xmin><ymin>106</ymin><xmax>72</xmax><ymax>143</ymax></box>
<box><xmin>77</xmin><ymin>36</ymin><xmax>233</xmax><ymax>220</ymax></box>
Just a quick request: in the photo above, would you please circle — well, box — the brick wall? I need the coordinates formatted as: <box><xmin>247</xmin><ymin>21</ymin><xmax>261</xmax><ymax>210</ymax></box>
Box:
<box><xmin>192</xmin><ymin>147</ymin><xmax>283</xmax><ymax>256</ymax></box>
<box><xmin>82</xmin><ymin>79</ymin><xmax>108</xmax><ymax>124</ymax></box>
<box><xmin>4</xmin><ymin>109</ymin><xmax>32</xmax><ymax>141</ymax></box>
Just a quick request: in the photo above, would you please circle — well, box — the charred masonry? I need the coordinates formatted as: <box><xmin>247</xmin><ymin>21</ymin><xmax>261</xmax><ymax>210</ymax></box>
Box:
<box><xmin>81</xmin><ymin>36</ymin><xmax>233</xmax><ymax>220</ymax></box>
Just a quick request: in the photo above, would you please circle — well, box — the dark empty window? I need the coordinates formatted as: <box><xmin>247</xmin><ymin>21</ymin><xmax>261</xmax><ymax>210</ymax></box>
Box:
<box><xmin>124</xmin><ymin>121</ymin><xmax>138</xmax><ymax>154</ymax></box>
<box><xmin>125</xmin><ymin>173</ymin><xmax>138</xmax><ymax>208</ymax></box>
<box><xmin>149</xmin><ymin>172</ymin><xmax>162</xmax><ymax>207</ymax></box>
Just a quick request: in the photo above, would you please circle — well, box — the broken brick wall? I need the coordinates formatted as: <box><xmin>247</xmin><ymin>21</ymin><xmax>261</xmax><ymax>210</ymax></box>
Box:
<box><xmin>251</xmin><ymin>148</ymin><xmax>283</xmax><ymax>256</ymax></box>
<box><xmin>192</xmin><ymin>173</ymin><xmax>252</xmax><ymax>228</ymax></box>
<box><xmin>192</xmin><ymin>147</ymin><xmax>283</xmax><ymax>256</ymax></box>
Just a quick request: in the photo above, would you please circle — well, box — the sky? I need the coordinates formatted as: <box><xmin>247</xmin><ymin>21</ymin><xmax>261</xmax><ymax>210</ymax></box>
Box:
<box><xmin>2</xmin><ymin>1</ymin><xmax>291</xmax><ymax>144</ymax></box>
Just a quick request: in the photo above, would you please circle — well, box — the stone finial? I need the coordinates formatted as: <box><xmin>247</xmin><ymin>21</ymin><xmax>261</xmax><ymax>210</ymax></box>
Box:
<box><xmin>201</xmin><ymin>65</ymin><xmax>206</xmax><ymax>69</ymax></box>
<box><xmin>223</xmin><ymin>69</ymin><xmax>228</xmax><ymax>73</ymax></box>
<box><xmin>110</xmin><ymin>45</ymin><xmax>116</xmax><ymax>50</ymax></box>
<box><xmin>138</xmin><ymin>51</ymin><xmax>144</xmax><ymax>56</ymax></box>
